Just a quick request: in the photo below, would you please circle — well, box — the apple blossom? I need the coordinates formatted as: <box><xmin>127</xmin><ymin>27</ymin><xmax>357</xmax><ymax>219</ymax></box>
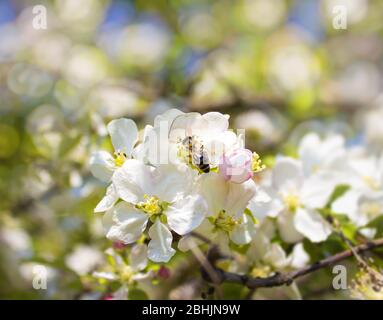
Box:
<box><xmin>219</xmin><ymin>148</ymin><xmax>265</xmax><ymax>184</ymax></box>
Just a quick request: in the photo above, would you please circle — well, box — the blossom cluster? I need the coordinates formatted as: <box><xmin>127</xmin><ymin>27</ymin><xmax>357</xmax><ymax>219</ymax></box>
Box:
<box><xmin>90</xmin><ymin>109</ymin><xmax>383</xmax><ymax>295</ymax></box>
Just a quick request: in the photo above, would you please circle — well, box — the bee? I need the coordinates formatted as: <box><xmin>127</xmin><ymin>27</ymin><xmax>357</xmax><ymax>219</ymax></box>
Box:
<box><xmin>181</xmin><ymin>136</ymin><xmax>210</xmax><ymax>173</ymax></box>
<box><xmin>193</xmin><ymin>145</ymin><xmax>210</xmax><ymax>173</ymax></box>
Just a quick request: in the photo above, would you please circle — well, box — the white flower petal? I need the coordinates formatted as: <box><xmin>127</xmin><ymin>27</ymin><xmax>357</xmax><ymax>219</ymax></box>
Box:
<box><xmin>263</xmin><ymin>243</ymin><xmax>289</xmax><ymax>269</ymax></box>
<box><xmin>277</xmin><ymin>211</ymin><xmax>304</xmax><ymax>243</ymax></box>
<box><xmin>299</xmin><ymin>133</ymin><xmax>345</xmax><ymax>175</ymax></box>
<box><xmin>272</xmin><ymin>157</ymin><xmax>304</xmax><ymax>192</ymax></box>
<box><xmin>202</xmin><ymin>112</ymin><xmax>229</xmax><ymax>133</ymax></box>
<box><xmin>129</xmin><ymin>244</ymin><xmax>148</xmax><ymax>271</ymax></box>
<box><xmin>89</xmin><ymin>151</ymin><xmax>115</xmax><ymax>182</ymax></box>
<box><xmin>288</xmin><ymin>243</ymin><xmax>310</xmax><ymax>269</ymax></box>
<box><xmin>225</xmin><ymin>179</ymin><xmax>257</xmax><ymax>218</ymax></box>
<box><xmin>169</xmin><ymin>112</ymin><xmax>207</xmax><ymax>139</ymax></box>
<box><xmin>166</xmin><ymin>195</ymin><xmax>207</xmax><ymax>235</ymax></box>
<box><xmin>154</xmin><ymin>108</ymin><xmax>184</xmax><ymax>131</ymax></box>
<box><xmin>102</xmin><ymin>202</ymin><xmax>148</xmax><ymax>244</ymax></box>
<box><xmin>300</xmin><ymin>172</ymin><xmax>339</xmax><ymax>209</ymax></box>
<box><xmin>248</xmin><ymin>187</ymin><xmax>284</xmax><ymax>219</ymax></box>
<box><xmin>177</xmin><ymin>220</ymin><xmax>213</xmax><ymax>252</ymax></box>
<box><xmin>229</xmin><ymin>214</ymin><xmax>256</xmax><ymax>245</ymax></box>
<box><xmin>198</xmin><ymin>172</ymin><xmax>228</xmax><ymax>216</ymax></box>
<box><xmin>294</xmin><ymin>208</ymin><xmax>332</xmax><ymax>243</ymax></box>
<box><xmin>112</xmin><ymin>159</ymin><xmax>155</xmax><ymax>203</ymax></box>
<box><xmin>331</xmin><ymin>189</ymin><xmax>361</xmax><ymax>224</ymax></box>
<box><xmin>107</xmin><ymin>118</ymin><xmax>138</xmax><ymax>156</ymax></box>
<box><xmin>248</xmin><ymin>231</ymin><xmax>270</xmax><ymax>262</ymax></box>
<box><xmin>94</xmin><ymin>184</ymin><xmax>118</xmax><ymax>213</ymax></box>
<box><xmin>147</xmin><ymin>220</ymin><xmax>175</xmax><ymax>263</ymax></box>
<box><xmin>153</xmin><ymin>164</ymin><xmax>194</xmax><ymax>203</ymax></box>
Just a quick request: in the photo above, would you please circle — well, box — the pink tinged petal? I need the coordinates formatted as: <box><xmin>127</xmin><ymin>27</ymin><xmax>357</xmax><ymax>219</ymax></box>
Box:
<box><xmin>112</xmin><ymin>241</ymin><xmax>127</xmax><ymax>250</ymax></box>
<box><xmin>112</xmin><ymin>159</ymin><xmax>155</xmax><ymax>204</ymax></box>
<box><xmin>89</xmin><ymin>151</ymin><xmax>115</xmax><ymax>182</ymax></box>
<box><xmin>94</xmin><ymin>184</ymin><xmax>118</xmax><ymax>213</ymax></box>
<box><xmin>166</xmin><ymin>195</ymin><xmax>207</xmax><ymax>235</ymax></box>
<box><xmin>219</xmin><ymin>148</ymin><xmax>253</xmax><ymax>184</ymax></box>
<box><xmin>294</xmin><ymin>208</ymin><xmax>332</xmax><ymax>243</ymax></box>
<box><xmin>147</xmin><ymin>220</ymin><xmax>176</xmax><ymax>263</ymax></box>
<box><xmin>107</xmin><ymin>118</ymin><xmax>138</xmax><ymax>156</ymax></box>
<box><xmin>102</xmin><ymin>202</ymin><xmax>148</xmax><ymax>244</ymax></box>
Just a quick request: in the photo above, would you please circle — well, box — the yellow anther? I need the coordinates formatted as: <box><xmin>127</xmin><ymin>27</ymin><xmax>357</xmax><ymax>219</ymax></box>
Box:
<box><xmin>361</xmin><ymin>202</ymin><xmax>382</xmax><ymax>219</ymax></box>
<box><xmin>251</xmin><ymin>152</ymin><xmax>266</xmax><ymax>173</ymax></box>
<box><xmin>363</xmin><ymin>176</ymin><xmax>380</xmax><ymax>191</ymax></box>
<box><xmin>114</xmin><ymin>152</ymin><xmax>127</xmax><ymax>167</ymax></box>
<box><xmin>250</xmin><ymin>265</ymin><xmax>271</xmax><ymax>278</ymax></box>
<box><xmin>283</xmin><ymin>194</ymin><xmax>300</xmax><ymax>212</ymax></box>
<box><xmin>211</xmin><ymin>210</ymin><xmax>239</xmax><ymax>233</ymax></box>
<box><xmin>136</xmin><ymin>195</ymin><xmax>163</xmax><ymax>216</ymax></box>
<box><xmin>120</xmin><ymin>265</ymin><xmax>134</xmax><ymax>282</ymax></box>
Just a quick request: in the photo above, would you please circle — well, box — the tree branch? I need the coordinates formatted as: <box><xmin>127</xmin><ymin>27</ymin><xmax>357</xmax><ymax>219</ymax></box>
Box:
<box><xmin>205</xmin><ymin>238</ymin><xmax>383</xmax><ymax>290</ymax></box>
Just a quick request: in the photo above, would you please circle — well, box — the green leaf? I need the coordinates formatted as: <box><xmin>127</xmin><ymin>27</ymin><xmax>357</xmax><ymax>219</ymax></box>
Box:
<box><xmin>367</xmin><ymin>215</ymin><xmax>383</xmax><ymax>237</ymax></box>
<box><xmin>128</xmin><ymin>288</ymin><xmax>149</xmax><ymax>300</ymax></box>
<box><xmin>326</xmin><ymin>184</ymin><xmax>350</xmax><ymax>208</ymax></box>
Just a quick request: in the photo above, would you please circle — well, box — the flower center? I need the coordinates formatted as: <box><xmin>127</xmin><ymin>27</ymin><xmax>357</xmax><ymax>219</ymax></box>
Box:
<box><xmin>251</xmin><ymin>152</ymin><xmax>266</xmax><ymax>173</ymax></box>
<box><xmin>360</xmin><ymin>202</ymin><xmax>382</xmax><ymax>219</ymax></box>
<box><xmin>135</xmin><ymin>195</ymin><xmax>164</xmax><ymax>216</ymax></box>
<box><xmin>250</xmin><ymin>265</ymin><xmax>271</xmax><ymax>278</ymax></box>
<box><xmin>120</xmin><ymin>265</ymin><xmax>134</xmax><ymax>282</ymax></box>
<box><xmin>177</xmin><ymin>135</ymin><xmax>211</xmax><ymax>174</ymax></box>
<box><xmin>114</xmin><ymin>152</ymin><xmax>127</xmax><ymax>167</ymax></box>
<box><xmin>283</xmin><ymin>193</ymin><xmax>300</xmax><ymax>212</ymax></box>
<box><xmin>210</xmin><ymin>210</ymin><xmax>239</xmax><ymax>233</ymax></box>
<box><xmin>363</xmin><ymin>176</ymin><xmax>380</xmax><ymax>191</ymax></box>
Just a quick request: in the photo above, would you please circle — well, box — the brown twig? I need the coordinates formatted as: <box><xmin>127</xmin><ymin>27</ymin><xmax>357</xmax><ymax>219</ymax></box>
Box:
<box><xmin>204</xmin><ymin>238</ymin><xmax>383</xmax><ymax>290</ymax></box>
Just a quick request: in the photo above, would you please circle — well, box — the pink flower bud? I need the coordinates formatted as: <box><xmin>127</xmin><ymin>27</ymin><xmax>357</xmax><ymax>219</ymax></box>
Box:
<box><xmin>157</xmin><ymin>266</ymin><xmax>171</xmax><ymax>279</ymax></box>
<box><xmin>112</xmin><ymin>241</ymin><xmax>127</xmax><ymax>250</ymax></box>
<box><xmin>219</xmin><ymin>148</ymin><xmax>254</xmax><ymax>184</ymax></box>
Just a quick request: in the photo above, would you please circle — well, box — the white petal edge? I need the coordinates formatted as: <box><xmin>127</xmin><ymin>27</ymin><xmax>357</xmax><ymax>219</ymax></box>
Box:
<box><xmin>102</xmin><ymin>202</ymin><xmax>148</xmax><ymax>244</ymax></box>
<box><xmin>166</xmin><ymin>195</ymin><xmax>207</xmax><ymax>235</ymax></box>
<box><xmin>89</xmin><ymin>151</ymin><xmax>115</xmax><ymax>182</ymax></box>
<box><xmin>294</xmin><ymin>208</ymin><xmax>332</xmax><ymax>243</ymax></box>
<box><xmin>94</xmin><ymin>184</ymin><xmax>119</xmax><ymax>213</ymax></box>
<box><xmin>147</xmin><ymin>220</ymin><xmax>175</xmax><ymax>263</ymax></box>
<box><xmin>107</xmin><ymin>118</ymin><xmax>138</xmax><ymax>156</ymax></box>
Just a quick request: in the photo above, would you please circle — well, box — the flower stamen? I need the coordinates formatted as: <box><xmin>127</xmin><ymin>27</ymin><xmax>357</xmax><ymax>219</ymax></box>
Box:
<box><xmin>251</xmin><ymin>152</ymin><xmax>266</xmax><ymax>173</ymax></box>
<box><xmin>114</xmin><ymin>151</ymin><xmax>127</xmax><ymax>167</ymax></box>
